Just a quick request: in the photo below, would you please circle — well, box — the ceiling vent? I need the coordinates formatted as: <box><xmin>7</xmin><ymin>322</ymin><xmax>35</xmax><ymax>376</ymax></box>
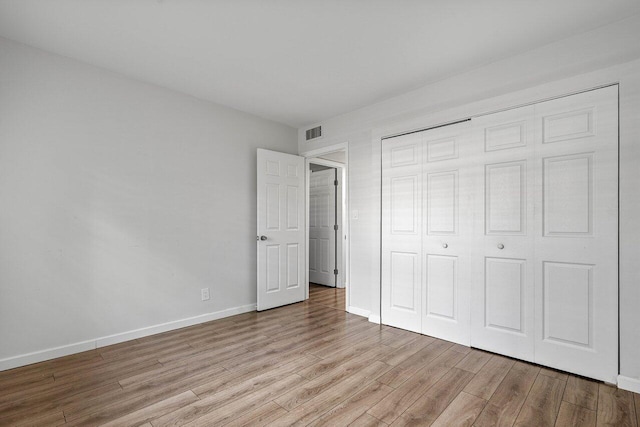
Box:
<box><xmin>306</xmin><ymin>126</ymin><xmax>322</xmax><ymax>141</ymax></box>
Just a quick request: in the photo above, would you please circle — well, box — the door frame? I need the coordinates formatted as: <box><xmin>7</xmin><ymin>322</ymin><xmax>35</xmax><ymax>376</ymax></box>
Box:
<box><xmin>302</xmin><ymin>143</ymin><xmax>349</xmax><ymax>309</ymax></box>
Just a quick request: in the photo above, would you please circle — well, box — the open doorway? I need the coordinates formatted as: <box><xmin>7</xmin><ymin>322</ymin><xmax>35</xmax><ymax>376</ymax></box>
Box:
<box><xmin>305</xmin><ymin>147</ymin><xmax>348</xmax><ymax>311</ymax></box>
<box><xmin>309</xmin><ymin>163</ymin><xmax>340</xmax><ymax>288</ymax></box>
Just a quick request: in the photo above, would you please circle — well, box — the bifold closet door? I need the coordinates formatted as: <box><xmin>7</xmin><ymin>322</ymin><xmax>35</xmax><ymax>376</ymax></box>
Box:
<box><xmin>533</xmin><ymin>86</ymin><xmax>618</xmax><ymax>383</ymax></box>
<box><xmin>470</xmin><ymin>105</ymin><xmax>537</xmax><ymax>362</ymax></box>
<box><xmin>381</xmin><ymin>133</ymin><xmax>423</xmax><ymax>333</ymax></box>
<box><xmin>421</xmin><ymin>121</ymin><xmax>472</xmax><ymax>346</ymax></box>
<box><xmin>382</xmin><ymin>122</ymin><xmax>472</xmax><ymax>343</ymax></box>
<box><xmin>470</xmin><ymin>86</ymin><xmax>618</xmax><ymax>382</ymax></box>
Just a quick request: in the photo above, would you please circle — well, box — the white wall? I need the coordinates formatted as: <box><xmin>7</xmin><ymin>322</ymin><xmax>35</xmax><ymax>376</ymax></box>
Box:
<box><xmin>299</xmin><ymin>16</ymin><xmax>640</xmax><ymax>389</ymax></box>
<box><xmin>0</xmin><ymin>38</ymin><xmax>297</xmax><ymax>367</ymax></box>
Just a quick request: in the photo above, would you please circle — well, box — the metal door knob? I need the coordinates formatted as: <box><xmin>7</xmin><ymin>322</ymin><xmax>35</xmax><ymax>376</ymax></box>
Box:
<box><xmin>497</xmin><ymin>243</ymin><xmax>504</xmax><ymax>249</ymax></box>
<box><xmin>442</xmin><ymin>243</ymin><xmax>448</xmax><ymax>248</ymax></box>
<box><xmin>257</xmin><ymin>235</ymin><xmax>267</xmax><ymax>241</ymax></box>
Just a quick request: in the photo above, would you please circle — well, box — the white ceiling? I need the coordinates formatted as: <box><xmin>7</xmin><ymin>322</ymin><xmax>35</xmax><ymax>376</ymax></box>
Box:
<box><xmin>1</xmin><ymin>1</ymin><xmax>639</xmax><ymax>128</ymax></box>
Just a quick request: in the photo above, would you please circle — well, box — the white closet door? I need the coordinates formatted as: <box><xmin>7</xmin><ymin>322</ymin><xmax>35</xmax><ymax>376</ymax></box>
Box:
<box><xmin>421</xmin><ymin>121</ymin><xmax>472</xmax><ymax>345</ymax></box>
<box><xmin>533</xmin><ymin>86</ymin><xmax>618</xmax><ymax>382</ymax></box>
<box><xmin>382</xmin><ymin>133</ymin><xmax>423</xmax><ymax>333</ymax></box>
<box><xmin>309</xmin><ymin>169</ymin><xmax>336</xmax><ymax>287</ymax></box>
<box><xmin>470</xmin><ymin>105</ymin><xmax>536</xmax><ymax>362</ymax></box>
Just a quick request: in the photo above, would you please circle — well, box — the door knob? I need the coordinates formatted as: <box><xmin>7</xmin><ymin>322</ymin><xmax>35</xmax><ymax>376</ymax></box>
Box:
<box><xmin>257</xmin><ymin>235</ymin><xmax>267</xmax><ymax>241</ymax></box>
<box><xmin>497</xmin><ymin>243</ymin><xmax>504</xmax><ymax>249</ymax></box>
<box><xmin>442</xmin><ymin>243</ymin><xmax>448</xmax><ymax>249</ymax></box>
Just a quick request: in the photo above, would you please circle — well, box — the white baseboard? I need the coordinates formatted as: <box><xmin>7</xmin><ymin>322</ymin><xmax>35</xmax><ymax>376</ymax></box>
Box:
<box><xmin>0</xmin><ymin>303</ymin><xmax>256</xmax><ymax>372</ymax></box>
<box><xmin>347</xmin><ymin>306</ymin><xmax>371</xmax><ymax>318</ymax></box>
<box><xmin>368</xmin><ymin>314</ymin><xmax>381</xmax><ymax>324</ymax></box>
<box><xmin>618</xmin><ymin>375</ymin><xmax>640</xmax><ymax>393</ymax></box>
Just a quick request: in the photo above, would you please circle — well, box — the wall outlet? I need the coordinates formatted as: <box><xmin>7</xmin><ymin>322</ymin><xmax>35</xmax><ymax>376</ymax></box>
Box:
<box><xmin>201</xmin><ymin>288</ymin><xmax>210</xmax><ymax>301</ymax></box>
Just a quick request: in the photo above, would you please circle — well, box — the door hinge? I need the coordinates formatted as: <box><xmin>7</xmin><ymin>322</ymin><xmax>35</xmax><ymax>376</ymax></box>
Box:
<box><xmin>334</xmin><ymin>179</ymin><xmax>338</xmax><ymax>186</ymax></box>
<box><xmin>334</xmin><ymin>224</ymin><xmax>339</xmax><ymax>231</ymax></box>
<box><xmin>334</xmin><ymin>269</ymin><xmax>339</xmax><ymax>275</ymax></box>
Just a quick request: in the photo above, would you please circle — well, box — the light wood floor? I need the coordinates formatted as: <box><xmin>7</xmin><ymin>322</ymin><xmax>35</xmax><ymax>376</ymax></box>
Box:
<box><xmin>1</xmin><ymin>285</ymin><xmax>638</xmax><ymax>426</ymax></box>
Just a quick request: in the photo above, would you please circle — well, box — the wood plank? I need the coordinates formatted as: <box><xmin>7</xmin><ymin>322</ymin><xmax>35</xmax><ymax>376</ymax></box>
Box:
<box><xmin>513</xmin><ymin>373</ymin><xmax>565</xmax><ymax>426</ymax></box>
<box><xmin>597</xmin><ymin>384</ymin><xmax>638</xmax><ymax>427</ymax></box>
<box><xmin>350</xmin><ymin>413</ymin><xmax>389</xmax><ymax>427</ymax></box>
<box><xmin>378</xmin><ymin>335</ymin><xmax>435</xmax><ymax>366</ymax></box>
<box><xmin>390</xmin><ymin>367</ymin><xmax>475</xmax><ymax>426</ymax></box>
<box><xmin>0</xmin><ymin>408</ymin><xmax>65</xmax><ymax>427</ymax></box>
<box><xmin>298</xmin><ymin>339</ymin><xmax>392</xmax><ymax>381</ymax></box>
<box><xmin>463</xmin><ymin>354</ymin><xmax>514</xmax><ymax>400</ymax></box>
<box><xmin>100</xmin><ymin>390</ymin><xmax>198</xmax><ymax>427</ymax></box>
<box><xmin>61</xmin><ymin>364</ymin><xmax>230</xmax><ymax>422</ymax></box>
<box><xmin>430</xmin><ymin>391</ymin><xmax>486</xmax><ymax>427</ymax></box>
<box><xmin>275</xmin><ymin>351</ymin><xmax>392</xmax><ymax>411</ymax></box>
<box><xmin>556</xmin><ymin>401</ymin><xmax>596</xmax><ymax>427</ymax></box>
<box><xmin>191</xmin><ymin>354</ymin><xmax>317</xmax><ymax>400</ymax></box>
<box><xmin>636</xmin><ymin>393</ymin><xmax>640</xmax><ymax>427</ymax></box>
<box><xmin>563</xmin><ymin>375</ymin><xmax>599</xmax><ymax>411</ymax></box>
<box><xmin>539</xmin><ymin>367</ymin><xmax>569</xmax><ymax>382</ymax></box>
<box><xmin>473</xmin><ymin>361</ymin><xmax>540</xmax><ymax>427</ymax></box>
<box><xmin>265</xmin><ymin>361</ymin><xmax>391</xmax><ymax>426</ymax></box>
<box><xmin>377</xmin><ymin>339</ymin><xmax>452</xmax><ymax>388</ymax></box>
<box><xmin>455</xmin><ymin>349</ymin><xmax>492</xmax><ymax>374</ymax></box>
<box><xmin>367</xmin><ymin>349</ymin><xmax>466</xmax><ymax>424</ymax></box>
<box><xmin>224</xmin><ymin>402</ymin><xmax>288</xmax><ymax>427</ymax></box>
<box><xmin>158</xmin><ymin>374</ymin><xmax>306</xmax><ymax>427</ymax></box>
<box><xmin>308</xmin><ymin>381</ymin><xmax>393</xmax><ymax>426</ymax></box>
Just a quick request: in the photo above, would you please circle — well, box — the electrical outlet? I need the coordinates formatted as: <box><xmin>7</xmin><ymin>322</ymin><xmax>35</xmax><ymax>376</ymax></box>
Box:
<box><xmin>201</xmin><ymin>288</ymin><xmax>210</xmax><ymax>301</ymax></box>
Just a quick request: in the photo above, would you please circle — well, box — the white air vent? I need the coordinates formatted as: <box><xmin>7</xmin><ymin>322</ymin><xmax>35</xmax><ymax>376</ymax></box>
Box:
<box><xmin>306</xmin><ymin>126</ymin><xmax>322</xmax><ymax>141</ymax></box>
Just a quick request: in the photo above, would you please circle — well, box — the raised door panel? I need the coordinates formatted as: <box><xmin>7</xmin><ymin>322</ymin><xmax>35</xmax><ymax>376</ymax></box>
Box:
<box><xmin>543</xmin><ymin>153</ymin><xmax>593</xmax><ymax>237</ymax></box>
<box><xmin>426</xmin><ymin>137</ymin><xmax>458</xmax><ymax>162</ymax></box>
<box><xmin>266</xmin><ymin>245</ymin><xmax>280</xmax><ymax>292</ymax></box>
<box><xmin>485</xmin><ymin>257</ymin><xmax>525</xmax><ymax>333</ymax></box>
<box><xmin>319</xmin><ymin>238</ymin><xmax>330</xmax><ymax>274</ymax></box>
<box><xmin>286</xmin><ymin>186</ymin><xmax>299</xmax><ymax>230</ymax></box>
<box><xmin>427</xmin><ymin>171</ymin><xmax>457</xmax><ymax>235</ymax></box>
<box><xmin>308</xmin><ymin>239</ymin><xmax>317</xmax><ymax>272</ymax></box>
<box><xmin>425</xmin><ymin>255</ymin><xmax>457</xmax><ymax>320</ymax></box>
<box><xmin>286</xmin><ymin>244</ymin><xmax>300</xmax><ymax>290</ymax></box>
<box><xmin>484</xmin><ymin>120</ymin><xmax>527</xmax><ymax>152</ymax></box>
<box><xmin>543</xmin><ymin>108</ymin><xmax>594</xmax><ymax>144</ymax></box>
<box><xmin>391</xmin><ymin>176</ymin><xmax>418</xmax><ymax>234</ymax></box>
<box><xmin>485</xmin><ymin>161</ymin><xmax>526</xmax><ymax>235</ymax></box>
<box><xmin>266</xmin><ymin>184</ymin><xmax>280</xmax><ymax>231</ymax></box>
<box><xmin>543</xmin><ymin>262</ymin><xmax>592</xmax><ymax>347</ymax></box>
<box><xmin>391</xmin><ymin>252</ymin><xmax>419</xmax><ymax>312</ymax></box>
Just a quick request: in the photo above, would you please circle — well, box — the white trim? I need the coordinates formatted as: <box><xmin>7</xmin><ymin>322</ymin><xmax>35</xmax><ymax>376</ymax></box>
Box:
<box><xmin>617</xmin><ymin>375</ymin><xmax>640</xmax><ymax>393</ymax></box>
<box><xmin>0</xmin><ymin>303</ymin><xmax>256</xmax><ymax>372</ymax></box>
<box><xmin>300</xmin><ymin>142</ymin><xmax>347</xmax><ymax>158</ymax></box>
<box><xmin>368</xmin><ymin>314</ymin><xmax>381</xmax><ymax>324</ymax></box>
<box><xmin>348</xmin><ymin>306</ymin><xmax>371</xmax><ymax>318</ymax></box>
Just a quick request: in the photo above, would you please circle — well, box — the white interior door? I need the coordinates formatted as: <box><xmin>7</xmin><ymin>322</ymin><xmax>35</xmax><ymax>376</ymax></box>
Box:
<box><xmin>309</xmin><ymin>168</ymin><xmax>337</xmax><ymax>287</ymax></box>
<box><xmin>533</xmin><ymin>86</ymin><xmax>618</xmax><ymax>382</ymax></box>
<box><xmin>257</xmin><ymin>149</ymin><xmax>305</xmax><ymax>311</ymax></box>
<box><xmin>470</xmin><ymin>105</ymin><xmax>537</xmax><ymax>362</ymax></box>
<box><xmin>382</xmin><ymin>133</ymin><xmax>423</xmax><ymax>333</ymax></box>
<box><xmin>469</xmin><ymin>86</ymin><xmax>619</xmax><ymax>381</ymax></box>
<box><xmin>421</xmin><ymin>121</ymin><xmax>472</xmax><ymax>346</ymax></box>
